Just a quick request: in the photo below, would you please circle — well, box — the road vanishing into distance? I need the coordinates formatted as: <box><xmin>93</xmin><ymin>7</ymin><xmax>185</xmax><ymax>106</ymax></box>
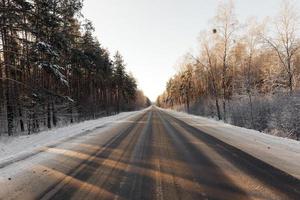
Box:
<box><xmin>1</xmin><ymin>107</ymin><xmax>300</xmax><ymax>200</ymax></box>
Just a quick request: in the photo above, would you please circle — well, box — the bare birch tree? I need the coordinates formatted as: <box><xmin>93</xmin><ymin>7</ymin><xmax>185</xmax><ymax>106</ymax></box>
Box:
<box><xmin>198</xmin><ymin>32</ymin><xmax>222</xmax><ymax>120</ymax></box>
<box><xmin>242</xmin><ymin>19</ymin><xmax>265</xmax><ymax>127</ymax></box>
<box><xmin>213</xmin><ymin>0</ymin><xmax>238</xmax><ymax>121</ymax></box>
<box><xmin>263</xmin><ymin>0</ymin><xmax>300</xmax><ymax>94</ymax></box>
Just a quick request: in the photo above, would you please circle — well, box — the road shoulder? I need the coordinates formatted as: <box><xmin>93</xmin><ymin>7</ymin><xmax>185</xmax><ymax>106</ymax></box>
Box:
<box><xmin>161</xmin><ymin>108</ymin><xmax>300</xmax><ymax>180</ymax></box>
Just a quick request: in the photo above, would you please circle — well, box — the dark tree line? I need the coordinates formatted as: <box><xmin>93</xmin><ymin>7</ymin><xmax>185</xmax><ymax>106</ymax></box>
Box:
<box><xmin>0</xmin><ymin>0</ymin><xmax>149</xmax><ymax>136</ymax></box>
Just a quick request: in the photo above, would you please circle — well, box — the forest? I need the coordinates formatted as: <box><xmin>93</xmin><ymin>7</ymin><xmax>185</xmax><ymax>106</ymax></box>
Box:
<box><xmin>0</xmin><ymin>0</ymin><xmax>150</xmax><ymax>136</ymax></box>
<box><xmin>157</xmin><ymin>0</ymin><xmax>300</xmax><ymax>140</ymax></box>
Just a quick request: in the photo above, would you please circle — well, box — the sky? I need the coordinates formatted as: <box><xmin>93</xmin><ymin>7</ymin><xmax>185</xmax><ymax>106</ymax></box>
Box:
<box><xmin>82</xmin><ymin>0</ymin><xmax>285</xmax><ymax>101</ymax></box>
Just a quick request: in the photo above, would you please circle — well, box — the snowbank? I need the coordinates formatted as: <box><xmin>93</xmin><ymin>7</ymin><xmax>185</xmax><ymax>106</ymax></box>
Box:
<box><xmin>162</xmin><ymin>108</ymin><xmax>300</xmax><ymax>180</ymax></box>
<box><xmin>0</xmin><ymin>110</ymin><xmax>145</xmax><ymax>166</ymax></box>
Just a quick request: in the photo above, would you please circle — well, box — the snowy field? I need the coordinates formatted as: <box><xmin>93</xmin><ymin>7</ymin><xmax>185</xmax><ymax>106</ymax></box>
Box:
<box><xmin>0</xmin><ymin>110</ymin><xmax>145</xmax><ymax>167</ymax></box>
<box><xmin>162</xmin><ymin>108</ymin><xmax>300</xmax><ymax>180</ymax></box>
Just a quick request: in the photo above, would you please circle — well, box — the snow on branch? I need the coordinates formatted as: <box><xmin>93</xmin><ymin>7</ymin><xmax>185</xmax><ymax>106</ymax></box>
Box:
<box><xmin>35</xmin><ymin>42</ymin><xmax>59</xmax><ymax>57</ymax></box>
<box><xmin>37</xmin><ymin>62</ymin><xmax>69</xmax><ymax>87</ymax></box>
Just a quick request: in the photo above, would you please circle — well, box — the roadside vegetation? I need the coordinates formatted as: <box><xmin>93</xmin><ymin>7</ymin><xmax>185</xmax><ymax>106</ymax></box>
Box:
<box><xmin>0</xmin><ymin>0</ymin><xmax>150</xmax><ymax>136</ymax></box>
<box><xmin>157</xmin><ymin>0</ymin><xmax>300</xmax><ymax>140</ymax></box>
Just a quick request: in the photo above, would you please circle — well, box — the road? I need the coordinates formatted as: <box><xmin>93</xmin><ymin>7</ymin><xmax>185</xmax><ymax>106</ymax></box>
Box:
<box><xmin>1</xmin><ymin>108</ymin><xmax>299</xmax><ymax>200</ymax></box>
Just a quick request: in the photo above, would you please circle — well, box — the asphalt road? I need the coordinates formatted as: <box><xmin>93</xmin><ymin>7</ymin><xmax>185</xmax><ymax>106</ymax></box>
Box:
<box><xmin>2</xmin><ymin>108</ymin><xmax>300</xmax><ymax>200</ymax></box>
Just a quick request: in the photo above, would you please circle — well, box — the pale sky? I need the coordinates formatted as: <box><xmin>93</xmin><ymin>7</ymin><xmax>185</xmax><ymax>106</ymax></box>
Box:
<box><xmin>82</xmin><ymin>0</ymin><xmax>286</xmax><ymax>101</ymax></box>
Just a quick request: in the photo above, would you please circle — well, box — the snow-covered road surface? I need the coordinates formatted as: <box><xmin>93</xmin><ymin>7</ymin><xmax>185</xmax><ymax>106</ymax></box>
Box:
<box><xmin>0</xmin><ymin>110</ymin><xmax>144</xmax><ymax>167</ymax></box>
<box><xmin>162</xmin><ymin>108</ymin><xmax>300</xmax><ymax>180</ymax></box>
<box><xmin>0</xmin><ymin>107</ymin><xmax>299</xmax><ymax>200</ymax></box>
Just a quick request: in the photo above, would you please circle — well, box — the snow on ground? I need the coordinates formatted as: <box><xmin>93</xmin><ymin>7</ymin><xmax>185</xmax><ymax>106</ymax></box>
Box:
<box><xmin>162</xmin><ymin>108</ymin><xmax>300</xmax><ymax>180</ymax></box>
<box><xmin>1</xmin><ymin>106</ymin><xmax>299</xmax><ymax>180</ymax></box>
<box><xmin>0</xmin><ymin>110</ymin><xmax>145</xmax><ymax>166</ymax></box>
